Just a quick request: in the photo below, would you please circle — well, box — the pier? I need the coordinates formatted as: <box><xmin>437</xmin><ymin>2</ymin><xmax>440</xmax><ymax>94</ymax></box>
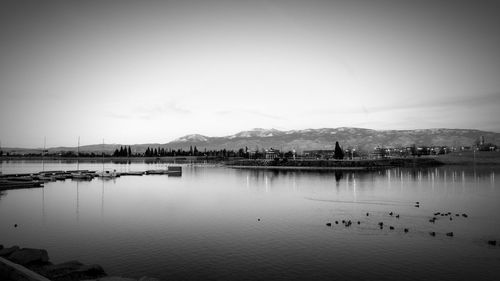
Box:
<box><xmin>0</xmin><ymin>166</ymin><xmax>182</xmax><ymax>191</ymax></box>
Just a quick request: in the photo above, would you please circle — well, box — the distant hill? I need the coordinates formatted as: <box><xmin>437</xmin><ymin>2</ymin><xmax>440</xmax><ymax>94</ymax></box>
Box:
<box><xmin>164</xmin><ymin>128</ymin><xmax>500</xmax><ymax>152</ymax></box>
<box><xmin>2</xmin><ymin>128</ymin><xmax>499</xmax><ymax>154</ymax></box>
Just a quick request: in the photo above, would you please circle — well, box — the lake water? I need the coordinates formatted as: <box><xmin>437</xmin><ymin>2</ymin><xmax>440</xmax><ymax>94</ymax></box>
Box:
<box><xmin>1</xmin><ymin>160</ymin><xmax>500</xmax><ymax>281</ymax></box>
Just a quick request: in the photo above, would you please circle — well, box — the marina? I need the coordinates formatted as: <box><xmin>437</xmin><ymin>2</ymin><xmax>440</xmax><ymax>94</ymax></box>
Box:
<box><xmin>0</xmin><ymin>166</ymin><xmax>182</xmax><ymax>191</ymax></box>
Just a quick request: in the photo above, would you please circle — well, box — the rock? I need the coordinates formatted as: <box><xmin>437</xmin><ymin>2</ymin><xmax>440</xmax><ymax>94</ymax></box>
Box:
<box><xmin>8</xmin><ymin>248</ymin><xmax>49</xmax><ymax>265</ymax></box>
<box><xmin>138</xmin><ymin>276</ymin><xmax>161</xmax><ymax>281</ymax></box>
<box><xmin>82</xmin><ymin>277</ymin><xmax>135</xmax><ymax>281</ymax></box>
<box><xmin>0</xmin><ymin>245</ymin><xmax>20</xmax><ymax>257</ymax></box>
<box><xmin>446</xmin><ymin>232</ymin><xmax>454</xmax><ymax>237</ymax></box>
<box><xmin>414</xmin><ymin>205</ymin><xmax>419</xmax><ymax>208</ymax></box>
<box><xmin>487</xmin><ymin>240</ymin><xmax>497</xmax><ymax>246</ymax></box>
<box><xmin>326</xmin><ymin>222</ymin><xmax>332</xmax><ymax>227</ymax></box>
<box><xmin>43</xmin><ymin>260</ymin><xmax>84</xmax><ymax>276</ymax></box>
<box><xmin>257</xmin><ymin>218</ymin><xmax>260</xmax><ymax>221</ymax></box>
<box><xmin>46</xmin><ymin>262</ymin><xmax>106</xmax><ymax>280</ymax></box>
<box><xmin>71</xmin><ymin>264</ymin><xmax>107</xmax><ymax>279</ymax></box>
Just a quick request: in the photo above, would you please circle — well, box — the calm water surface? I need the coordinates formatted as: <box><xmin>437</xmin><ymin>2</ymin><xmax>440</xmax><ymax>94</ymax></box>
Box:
<box><xmin>1</xmin><ymin>160</ymin><xmax>499</xmax><ymax>281</ymax></box>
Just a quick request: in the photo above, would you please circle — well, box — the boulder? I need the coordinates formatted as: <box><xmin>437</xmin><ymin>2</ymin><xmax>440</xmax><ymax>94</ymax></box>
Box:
<box><xmin>82</xmin><ymin>276</ymin><xmax>136</xmax><ymax>281</ymax></box>
<box><xmin>47</xmin><ymin>262</ymin><xmax>106</xmax><ymax>280</ymax></box>
<box><xmin>0</xmin><ymin>245</ymin><xmax>20</xmax><ymax>257</ymax></box>
<box><xmin>75</xmin><ymin>264</ymin><xmax>106</xmax><ymax>277</ymax></box>
<box><xmin>8</xmin><ymin>248</ymin><xmax>49</xmax><ymax>265</ymax></box>
<box><xmin>42</xmin><ymin>260</ymin><xmax>84</xmax><ymax>277</ymax></box>
<box><xmin>139</xmin><ymin>276</ymin><xmax>161</xmax><ymax>281</ymax></box>
<box><xmin>82</xmin><ymin>277</ymin><xmax>135</xmax><ymax>281</ymax></box>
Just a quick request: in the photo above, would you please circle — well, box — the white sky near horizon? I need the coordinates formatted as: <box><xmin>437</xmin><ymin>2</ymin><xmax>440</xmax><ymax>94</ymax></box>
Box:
<box><xmin>1</xmin><ymin>0</ymin><xmax>500</xmax><ymax>148</ymax></box>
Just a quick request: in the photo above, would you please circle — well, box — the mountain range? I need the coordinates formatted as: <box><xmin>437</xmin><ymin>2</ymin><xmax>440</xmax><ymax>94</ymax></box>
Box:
<box><xmin>3</xmin><ymin>128</ymin><xmax>500</xmax><ymax>154</ymax></box>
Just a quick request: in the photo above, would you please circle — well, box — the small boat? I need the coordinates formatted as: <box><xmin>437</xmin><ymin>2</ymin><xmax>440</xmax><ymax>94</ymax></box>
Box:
<box><xmin>71</xmin><ymin>172</ymin><xmax>94</xmax><ymax>180</ymax></box>
<box><xmin>120</xmin><ymin>171</ymin><xmax>144</xmax><ymax>176</ymax></box>
<box><xmin>145</xmin><ymin>169</ymin><xmax>169</xmax><ymax>175</ymax></box>
<box><xmin>97</xmin><ymin>170</ymin><xmax>119</xmax><ymax>178</ymax></box>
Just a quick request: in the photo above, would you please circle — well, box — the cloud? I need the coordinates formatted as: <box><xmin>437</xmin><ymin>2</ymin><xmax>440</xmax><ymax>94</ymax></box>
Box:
<box><xmin>215</xmin><ymin>109</ymin><xmax>284</xmax><ymax>120</ymax></box>
<box><xmin>107</xmin><ymin>101</ymin><xmax>191</xmax><ymax>120</ymax></box>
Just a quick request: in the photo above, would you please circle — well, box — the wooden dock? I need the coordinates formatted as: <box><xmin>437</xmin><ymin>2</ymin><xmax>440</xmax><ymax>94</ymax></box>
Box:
<box><xmin>0</xmin><ymin>166</ymin><xmax>182</xmax><ymax>191</ymax></box>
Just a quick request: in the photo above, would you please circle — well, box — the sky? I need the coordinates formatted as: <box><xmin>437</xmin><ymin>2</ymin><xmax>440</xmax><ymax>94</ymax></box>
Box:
<box><xmin>1</xmin><ymin>0</ymin><xmax>500</xmax><ymax>148</ymax></box>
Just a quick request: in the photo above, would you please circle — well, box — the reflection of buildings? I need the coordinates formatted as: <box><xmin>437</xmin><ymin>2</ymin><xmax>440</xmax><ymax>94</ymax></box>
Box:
<box><xmin>239</xmin><ymin>166</ymin><xmax>498</xmax><ymax>195</ymax></box>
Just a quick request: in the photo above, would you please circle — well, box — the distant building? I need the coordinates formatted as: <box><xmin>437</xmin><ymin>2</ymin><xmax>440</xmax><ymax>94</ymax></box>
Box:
<box><xmin>303</xmin><ymin>150</ymin><xmax>334</xmax><ymax>159</ymax></box>
<box><xmin>264</xmin><ymin>148</ymin><xmax>280</xmax><ymax>159</ymax></box>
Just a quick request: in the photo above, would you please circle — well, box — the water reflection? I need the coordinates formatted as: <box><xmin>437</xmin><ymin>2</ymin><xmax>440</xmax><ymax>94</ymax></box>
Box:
<box><xmin>1</xmin><ymin>162</ymin><xmax>500</xmax><ymax>281</ymax></box>
<box><xmin>236</xmin><ymin>166</ymin><xmax>499</xmax><ymax>198</ymax></box>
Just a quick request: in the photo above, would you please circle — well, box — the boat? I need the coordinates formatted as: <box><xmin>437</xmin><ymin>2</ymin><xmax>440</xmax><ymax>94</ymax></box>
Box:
<box><xmin>97</xmin><ymin>169</ymin><xmax>119</xmax><ymax>178</ymax></box>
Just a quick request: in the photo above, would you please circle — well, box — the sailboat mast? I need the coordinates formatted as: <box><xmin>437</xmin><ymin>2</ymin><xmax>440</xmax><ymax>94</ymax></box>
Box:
<box><xmin>42</xmin><ymin>136</ymin><xmax>46</xmax><ymax>172</ymax></box>
<box><xmin>102</xmin><ymin>139</ymin><xmax>105</xmax><ymax>173</ymax></box>
<box><xmin>77</xmin><ymin>136</ymin><xmax>80</xmax><ymax>171</ymax></box>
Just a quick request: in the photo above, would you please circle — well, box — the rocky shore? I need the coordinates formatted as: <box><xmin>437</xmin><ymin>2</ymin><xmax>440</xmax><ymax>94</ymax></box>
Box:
<box><xmin>0</xmin><ymin>244</ymin><xmax>158</xmax><ymax>281</ymax></box>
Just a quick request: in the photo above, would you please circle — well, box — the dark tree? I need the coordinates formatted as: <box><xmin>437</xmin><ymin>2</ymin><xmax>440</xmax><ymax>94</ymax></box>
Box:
<box><xmin>128</xmin><ymin>146</ymin><xmax>132</xmax><ymax>157</ymax></box>
<box><xmin>334</xmin><ymin>141</ymin><xmax>344</xmax><ymax>160</ymax></box>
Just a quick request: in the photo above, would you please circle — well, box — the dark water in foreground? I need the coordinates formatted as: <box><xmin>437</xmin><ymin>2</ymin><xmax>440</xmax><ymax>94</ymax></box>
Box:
<box><xmin>1</xmin><ymin>161</ymin><xmax>500</xmax><ymax>281</ymax></box>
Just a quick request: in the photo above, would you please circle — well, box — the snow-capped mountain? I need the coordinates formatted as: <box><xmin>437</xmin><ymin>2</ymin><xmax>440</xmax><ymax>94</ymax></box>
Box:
<box><xmin>165</xmin><ymin>128</ymin><xmax>500</xmax><ymax>152</ymax></box>
<box><xmin>5</xmin><ymin>128</ymin><xmax>498</xmax><ymax>154</ymax></box>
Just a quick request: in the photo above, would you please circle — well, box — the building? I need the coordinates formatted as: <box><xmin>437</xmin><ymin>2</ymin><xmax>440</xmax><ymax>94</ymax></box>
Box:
<box><xmin>264</xmin><ymin>148</ymin><xmax>280</xmax><ymax>159</ymax></box>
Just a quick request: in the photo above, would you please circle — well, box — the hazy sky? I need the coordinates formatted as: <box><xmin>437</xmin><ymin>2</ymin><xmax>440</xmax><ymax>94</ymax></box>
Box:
<box><xmin>1</xmin><ymin>0</ymin><xmax>499</xmax><ymax>147</ymax></box>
